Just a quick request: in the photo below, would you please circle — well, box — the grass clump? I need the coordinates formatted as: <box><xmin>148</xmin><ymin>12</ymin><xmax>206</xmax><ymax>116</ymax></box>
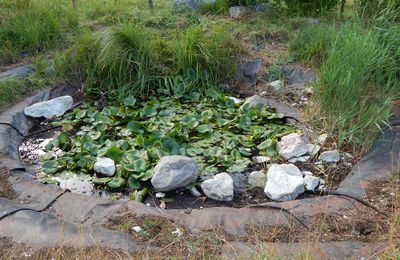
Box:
<box><xmin>0</xmin><ymin>0</ymin><xmax>78</xmax><ymax>64</ymax></box>
<box><xmin>312</xmin><ymin>22</ymin><xmax>399</xmax><ymax>149</ymax></box>
<box><xmin>289</xmin><ymin>23</ymin><xmax>337</xmax><ymax>65</ymax></box>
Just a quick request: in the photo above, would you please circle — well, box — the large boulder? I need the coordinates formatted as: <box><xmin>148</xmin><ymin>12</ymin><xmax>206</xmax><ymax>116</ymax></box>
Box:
<box><xmin>94</xmin><ymin>157</ymin><xmax>116</xmax><ymax>177</ymax></box>
<box><xmin>201</xmin><ymin>172</ymin><xmax>234</xmax><ymax>201</ymax></box>
<box><xmin>278</xmin><ymin>133</ymin><xmax>309</xmax><ymax>160</ymax></box>
<box><xmin>264</xmin><ymin>164</ymin><xmax>305</xmax><ymax>201</ymax></box>
<box><xmin>151</xmin><ymin>155</ymin><xmax>198</xmax><ymax>192</ymax></box>
<box><xmin>24</xmin><ymin>96</ymin><xmax>73</xmax><ymax>119</ymax></box>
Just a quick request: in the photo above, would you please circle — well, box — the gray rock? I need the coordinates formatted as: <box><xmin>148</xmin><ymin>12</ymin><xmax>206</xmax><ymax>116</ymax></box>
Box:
<box><xmin>319</xmin><ymin>150</ymin><xmax>340</xmax><ymax>163</ymax></box>
<box><xmin>269</xmin><ymin>80</ymin><xmax>284</xmax><ymax>93</ymax></box>
<box><xmin>278</xmin><ymin>133</ymin><xmax>309</xmax><ymax>160</ymax></box>
<box><xmin>264</xmin><ymin>164</ymin><xmax>305</xmax><ymax>201</ymax></box>
<box><xmin>239</xmin><ymin>58</ymin><xmax>262</xmax><ymax>84</ymax></box>
<box><xmin>307</xmin><ymin>144</ymin><xmax>321</xmax><ymax>158</ymax></box>
<box><xmin>155</xmin><ymin>192</ymin><xmax>166</xmax><ymax>199</ymax></box>
<box><xmin>242</xmin><ymin>95</ymin><xmax>269</xmax><ymax>108</ymax></box>
<box><xmin>57</xmin><ymin>175</ymin><xmax>93</xmax><ymax>195</ymax></box>
<box><xmin>94</xmin><ymin>157</ymin><xmax>116</xmax><ymax>176</ymax></box>
<box><xmin>151</xmin><ymin>155</ymin><xmax>198</xmax><ymax>192</ymax></box>
<box><xmin>0</xmin><ymin>64</ymin><xmax>35</xmax><ymax>81</ymax></box>
<box><xmin>189</xmin><ymin>186</ymin><xmax>202</xmax><ymax>197</ymax></box>
<box><xmin>201</xmin><ymin>172</ymin><xmax>234</xmax><ymax>201</ymax></box>
<box><xmin>24</xmin><ymin>96</ymin><xmax>73</xmax><ymax>119</ymax></box>
<box><xmin>248</xmin><ymin>170</ymin><xmax>266</xmax><ymax>188</ymax></box>
<box><xmin>254</xmin><ymin>3</ymin><xmax>273</xmax><ymax>13</ymax></box>
<box><xmin>288</xmin><ymin>155</ymin><xmax>310</xmax><ymax>163</ymax></box>
<box><xmin>252</xmin><ymin>156</ymin><xmax>271</xmax><ymax>164</ymax></box>
<box><xmin>175</xmin><ymin>0</ymin><xmax>215</xmax><ymax>9</ymax></box>
<box><xmin>317</xmin><ymin>133</ymin><xmax>328</xmax><ymax>146</ymax></box>
<box><xmin>304</xmin><ymin>175</ymin><xmax>320</xmax><ymax>191</ymax></box>
<box><xmin>285</xmin><ymin>66</ymin><xmax>318</xmax><ymax>86</ymax></box>
<box><xmin>230</xmin><ymin>172</ymin><xmax>248</xmax><ymax>195</ymax></box>
<box><xmin>229</xmin><ymin>6</ymin><xmax>247</xmax><ymax>19</ymax></box>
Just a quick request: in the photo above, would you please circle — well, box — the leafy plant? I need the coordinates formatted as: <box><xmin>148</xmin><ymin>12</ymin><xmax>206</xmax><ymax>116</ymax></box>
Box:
<box><xmin>42</xmin><ymin>89</ymin><xmax>291</xmax><ymax>192</ymax></box>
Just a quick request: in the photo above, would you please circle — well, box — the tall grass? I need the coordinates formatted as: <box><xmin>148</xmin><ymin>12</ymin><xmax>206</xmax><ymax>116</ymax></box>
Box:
<box><xmin>0</xmin><ymin>0</ymin><xmax>79</xmax><ymax>64</ymax></box>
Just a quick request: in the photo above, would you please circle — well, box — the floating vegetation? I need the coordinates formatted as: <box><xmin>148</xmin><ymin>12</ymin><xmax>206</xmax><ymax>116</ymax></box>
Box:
<box><xmin>41</xmin><ymin>89</ymin><xmax>292</xmax><ymax>191</ymax></box>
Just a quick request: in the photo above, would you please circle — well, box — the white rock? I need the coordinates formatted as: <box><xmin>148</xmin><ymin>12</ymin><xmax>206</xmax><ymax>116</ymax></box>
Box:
<box><xmin>269</xmin><ymin>80</ymin><xmax>284</xmax><ymax>93</ymax></box>
<box><xmin>132</xmin><ymin>226</ymin><xmax>142</xmax><ymax>233</ymax></box>
<box><xmin>252</xmin><ymin>156</ymin><xmax>271</xmax><ymax>164</ymax></box>
<box><xmin>304</xmin><ymin>175</ymin><xmax>320</xmax><ymax>191</ymax></box>
<box><xmin>24</xmin><ymin>96</ymin><xmax>73</xmax><ymax>119</ymax></box>
<box><xmin>228</xmin><ymin>96</ymin><xmax>242</xmax><ymax>104</ymax></box>
<box><xmin>317</xmin><ymin>134</ymin><xmax>328</xmax><ymax>146</ymax></box>
<box><xmin>151</xmin><ymin>155</ymin><xmax>198</xmax><ymax>192</ymax></box>
<box><xmin>307</xmin><ymin>144</ymin><xmax>321</xmax><ymax>158</ymax></box>
<box><xmin>248</xmin><ymin>170</ymin><xmax>266</xmax><ymax>188</ymax></box>
<box><xmin>58</xmin><ymin>175</ymin><xmax>93</xmax><ymax>195</ymax></box>
<box><xmin>288</xmin><ymin>155</ymin><xmax>310</xmax><ymax>163</ymax></box>
<box><xmin>229</xmin><ymin>6</ymin><xmax>247</xmax><ymax>18</ymax></box>
<box><xmin>302</xmin><ymin>171</ymin><xmax>314</xmax><ymax>176</ymax></box>
<box><xmin>201</xmin><ymin>173</ymin><xmax>234</xmax><ymax>201</ymax></box>
<box><xmin>242</xmin><ymin>95</ymin><xmax>269</xmax><ymax>109</ymax></box>
<box><xmin>319</xmin><ymin>150</ymin><xmax>340</xmax><ymax>163</ymax></box>
<box><xmin>264</xmin><ymin>164</ymin><xmax>305</xmax><ymax>201</ymax></box>
<box><xmin>172</xmin><ymin>228</ymin><xmax>183</xmax><ymax>237</ymax></box>
<box><xmin>278</xmin><ymin>133</ymin><xmax>309</xmax><ymax>160</ymax></box>
<box><xmin>94</xmin><ymin>157</ymin><xmax>116</xmax><ymax>176</ymax></box>
<box><xmin>189</xmin><ymin>186</ymin><xmax>202</xmax><ymax>197</ymax></box>
<box><xmin>155</xmin><ymin>192</ymin><xmax>166</xmax><ymax>199</ymax></box>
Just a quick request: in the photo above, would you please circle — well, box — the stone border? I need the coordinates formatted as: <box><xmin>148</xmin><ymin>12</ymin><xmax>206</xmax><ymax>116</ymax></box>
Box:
<box><xmin>0</xmin><ymin>86</ymin><xmax>398</xmax><ymax>253</ymax></box>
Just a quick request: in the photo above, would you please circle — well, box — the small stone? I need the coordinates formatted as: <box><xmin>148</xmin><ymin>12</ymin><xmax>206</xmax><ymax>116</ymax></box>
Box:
<box><xmin>155</xmin><ymin>192</ymin><xmax>165</xmax><ymax>199</ymax></box>
<box><xmin>264</xmin><ymin>164</ymin><xmax>305</xmax><ymax>201</ymax></box>
<box><xmin>242</xmin><ymin>95</ymin><xmax>269</xmax><ymax>109</ymax></box>
<box><xmin>254</xmin><ymin>3</ymin><xmax>273</xmax><ymax>13</ymax></box>
<box><xmin>94</xmin><ymin>157</ymin><xmax>116</xmax><ymax>176</ymax></box>
<box><xmin>252</xmin><ymin>156</ymin><xmax>271</xmax><ymax>164</ymax></box>
<box><xmin>304</xmin><ymin>175</ymin><xmax>320</xmax><ymax>191</ymax></box>
<box><xmin>151</xmin><ymin>155</ymin><xmax>198</xmax><ymax>192</ymax></box>
<box><xmin>317</xmin><ymin>134</ymin><xmax>328</xmax><ymax>146</ymax></box>
<box><xmin>302</xmin><ymin>171</ymin><xmax>313</xmax><ymax>176</ymax></box>
<box><xmin>269</xmin><ymin>80</ymin><xmax>284</xmax><ymax>93</ymax></box>
<box><xmin>307</xmin><ymin>144</ymin><xmax>321</xmax><ymax>158</ymax></box>
<box><xmin>228</xmin><ymin>96</ymin><xmax>242</xmax><ymax>104</ymax></box>
<box><xmin>132</xmin><ymin>226</ymin><xmax>142</xmax><ymax>233</ymax></box>
<box><xmin>229</xmin><ymin>6</ymin><xmax>247</xmax><ymax>19</ymax></box>
<box><xmin>239</xmin><ymin>58</ymin><xmax>263</xmax><ymax>84</ymax></box>
<box><xmin>248</xmin><ymin>170</ymin><xmax>266</xmax><ymax>188</ymax></box>
<box><xmin>201</xmin><ymin>172</ymin><xmax>234</xmax><ymax>201</ymax></box>
<box><xmin>24</xmin><ymin>96</ymin><xmax>73</xmax><ymax>119</ymax></box>
<box><xmin>278</xmin><ymin>133</ymin><xmax>309</xmax><ymax>160</ymax></box>
<box><xmin>189</xmin><ymin>186</ymin><xmax>202</xmax><ymax>197</ymax></box>
<box><xmin>172</xmin><ymin>228</ymin><xmax>183</xmax><ymax>237</ymax></box>
<box><xmin>288</xmin><ymin>155</ymin><xmax>310</xmax><ymax>163</ymax></box>
<box><xmin>319</xmin><ymin>150</ymin><xmax>340</xmax><ymax>163</ymax></box>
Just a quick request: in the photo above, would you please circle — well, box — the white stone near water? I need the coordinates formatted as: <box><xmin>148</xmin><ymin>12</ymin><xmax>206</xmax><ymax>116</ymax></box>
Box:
<box><xmin>319</xmin><ymin>150</ymin><xmax>340</xmax><ymax>163</ymax></box>
<box><xmin>304</xmin><ymin>175</ymin><xmax>320</xmax><ymax>191</ymax></box>
<box><xmin>24</xmin><ymin>96</ymin><xmax>73</xmax><ymax>119</ymax></box>
<box><xmin>94</xmin><ymin>157</ymin><xmax>116</xmax><ymax>176</ymax></box>
<box><xmin>248</xmin><ymin>170</ymin><xmax>266</xmax><ymax>188</ymax></box>
<box><xmin>278</xmin><ymin>133</ymin><xmax>309</xmax><ymax>160</ymax></box>
<box><xmin>201</xmin><ymin>172</ymin><xmax>234</xmax><ymax>201</ymax></box>
<box><xmin>151</xmin><ymin>155</ymin><xmax>198</xmax><ymax>192</ymax></box>
<box><xmin>264</xmin><ymin>164</ymin><xmax>305</xmax><ymax>201</ymax></box>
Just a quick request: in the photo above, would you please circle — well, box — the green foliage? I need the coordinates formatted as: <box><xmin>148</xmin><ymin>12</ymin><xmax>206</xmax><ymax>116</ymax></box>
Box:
<box><xmin>42</xmin><ymin>90</ymin><xmax>291</xmax><ymax>190</ymax></box>
<box><xmin>313</xmin><ymin>22</ymin><xmax>399</xmax><ymax>149</ymax></box>
<box><xmin>289</xmin><ymin>24</ymin><xmax>337</xmax><ymax>65</ymax></box>
<box><xmin>282</xmin><ymin>0</ymin><xmax>340</xmax><ymax>15</ymax></box>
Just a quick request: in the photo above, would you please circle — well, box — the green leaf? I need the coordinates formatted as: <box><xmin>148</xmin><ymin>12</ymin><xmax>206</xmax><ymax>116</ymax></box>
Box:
<box><xmin>196</xmin><ymin>124</ymin><xmax>213</xmax><ymax>133</ymax></box>
<box><xmin>142</xmin><ymin>104</ymin><xmax>158</xmax><ymax>117</ymax></box>
<box><xmin>107</xmin><ymin>177</ymin><xmax>126</xmax><ymax>189</ymax></box>
<box><xmin>92</xmin><ymin>177</ymin><xmax>113</xmax><ymax>185</ymax></box>
<box><xmin>123</xmin><ymin>96</ymin><xmax>136</xmax><ymax>107</ymax></box>
<box><xmin>127</xmin><ymin>121</ymin><xmax>145</xmax><ymax>134</ymax></box>
<box><xmin>128</xmin><ymin>176</ymin><xmax>142</xmax><ymax>189</ymax></box>
<box><xmin>105</xmin><ymin>146</ymin><xmax>123</xmax><ymax>161</ymax></box>
<box><xmin>42</xmin><ymin>160</ymin><xmax>59</xmax><ymax>174</ymax></box>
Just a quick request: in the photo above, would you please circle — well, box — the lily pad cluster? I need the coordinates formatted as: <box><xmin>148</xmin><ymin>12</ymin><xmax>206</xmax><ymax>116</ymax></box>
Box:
<box><xmin>41</xmin><ymin>89</ymin><xmax>292</xmax><ymax>191</ymax></box>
